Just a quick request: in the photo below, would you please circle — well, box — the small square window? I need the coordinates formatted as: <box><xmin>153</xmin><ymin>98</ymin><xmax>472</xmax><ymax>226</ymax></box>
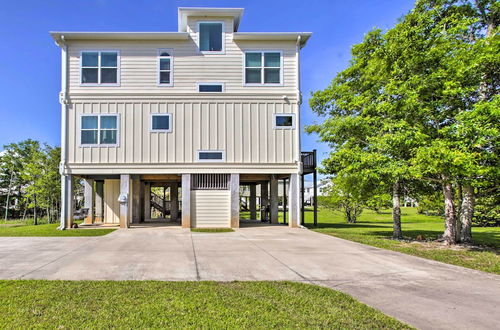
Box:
<box><xmin>151</xmin><ymin>114</ymin><xmax>172</xmax><ymax>132</ymax></box>
<box><xmin>274</xmin><ymin>114</ymin><xmax>295</xmax><ymax>129</ymax></box>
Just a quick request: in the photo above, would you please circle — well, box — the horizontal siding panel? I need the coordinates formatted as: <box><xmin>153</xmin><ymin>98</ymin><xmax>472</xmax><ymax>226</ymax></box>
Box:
<box><xmin>67</xmin><ymin>22</ymin><xmax>298</xmax><ymax>94</ymax></box>
<box><xmin>191</xmin><ymin>190</ymin><xmax>231</xmax><ymax>228</ymax></box>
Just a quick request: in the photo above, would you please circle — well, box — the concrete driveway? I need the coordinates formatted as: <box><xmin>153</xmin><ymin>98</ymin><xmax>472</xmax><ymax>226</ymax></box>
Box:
<box><xmin>1</xmin><ymin>225</ymin><xmax>499</xmax><ymax>330</ymax></box>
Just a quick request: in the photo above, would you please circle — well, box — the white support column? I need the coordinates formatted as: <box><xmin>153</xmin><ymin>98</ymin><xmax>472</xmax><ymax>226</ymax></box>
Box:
<box><xmin>288</xmin><ymin>173</ymin><xmax>300</xmax><ymax>228</ymax></box>
<box><xmin>230</xmin><ymin>173</ymin><xmax>240</xmax><ymax>228</ymax></box>
<box><xmin>170</xmin><ymin>182</ymin><xmax>179</xmax><ymax>221</ymax></box>
<box><xmin>59</xmin><ymin>175</ymin><xmax>74</xmax><ymax>230</ymax></box>
<box><xmin>270</xmin><ymin>175</ymin><xmax>279</xmax><ymax>224</ymax></box>
<box><xmin>249</xmin><ymin>184</ymin><xmax>257</xmax><ymax>220</ymax></box>
<box><xmin>83</xmin><ymin>178</ymin><xmax>94</xmax><ymax>224</ymax></box>
<box><xmin>95</xmin><ymin>180</ymin><xmax>104</xmax><ymax>223</ymax></box>
<box><xmin>181</xmin><ymin>174</ymin><xmax>191</xmax><ymax>228</ymax></box>
<box><xmin>119</xmin><ymin>174</ymin><xmax>131</xmax><ymax>228</ymax></box>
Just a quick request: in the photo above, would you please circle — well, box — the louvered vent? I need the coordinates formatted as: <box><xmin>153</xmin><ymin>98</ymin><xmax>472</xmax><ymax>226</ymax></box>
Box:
<box><xmin>192</xmin><ymin>174</ymin><xmax>230</xmax><ymax>190</ymax></box>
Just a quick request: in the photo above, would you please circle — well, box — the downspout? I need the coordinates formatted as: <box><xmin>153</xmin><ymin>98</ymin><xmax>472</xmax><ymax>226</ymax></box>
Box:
<box><xmin>296</xmin><ymin>35</ymin><xmax>302</xmax><ymax>174</ymax></box>
<box><xmin>57</xmin><ymin>35</ymin><xmax>69</xmax><ymax>230</ymax></box>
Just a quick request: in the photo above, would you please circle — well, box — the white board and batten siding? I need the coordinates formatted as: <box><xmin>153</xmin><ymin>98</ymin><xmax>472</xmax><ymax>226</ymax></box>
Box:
<box><xmin>191</xmin><ymin>190</ymin><xmax>231</xmax><ymax>228</ymax></box>
<box><xmin>67</xmin><ymin>98</ymin><xmax>299</xmax><ymax>173</ymax></box>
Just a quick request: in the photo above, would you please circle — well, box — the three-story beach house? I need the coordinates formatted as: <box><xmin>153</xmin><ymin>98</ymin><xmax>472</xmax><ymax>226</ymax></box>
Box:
<box><xmin>51</xmin><ymin>7</ymin><xmax>313</xmax><ymax>229</ymax></box>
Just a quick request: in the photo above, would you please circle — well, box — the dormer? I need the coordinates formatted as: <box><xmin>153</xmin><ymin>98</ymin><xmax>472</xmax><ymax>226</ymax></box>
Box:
<box><xmin>178</xmin><ymin>7</ymin><xmax>244</xmax><ymax>55</ymax></box>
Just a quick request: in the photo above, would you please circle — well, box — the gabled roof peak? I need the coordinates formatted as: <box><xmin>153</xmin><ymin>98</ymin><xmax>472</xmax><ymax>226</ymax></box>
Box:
<box><xmin>178</xmin><ymin>7</ymin><xmax>244</xmax><ymax>32</ymax></box>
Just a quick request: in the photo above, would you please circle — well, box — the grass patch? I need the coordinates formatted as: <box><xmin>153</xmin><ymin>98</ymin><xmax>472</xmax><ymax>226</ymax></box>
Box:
<box><xmin>0</xmin><ymin>280</ymin><xmax>411</xmax><ymax>329</ymax></box>
<box><xmin>0</xmin><ymin>222</ymin><xmax>116</xmax><ymax>237</ymax></box>
<box><xmin>191</xmin><ymin>228</ymin><xmax>234</xmax><ymax>233</ymax></box>
<box><xmin>305</xmin><ymin>207</ymin><xmax>500</xmax><ymax>274</ymax></box>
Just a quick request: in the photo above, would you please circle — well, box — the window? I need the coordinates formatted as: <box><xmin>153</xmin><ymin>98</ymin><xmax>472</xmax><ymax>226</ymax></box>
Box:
<box><xmin>81</xmin><ymin>51</ymin><xmax>119</xmax><ymax>85</ymax></box>
<box><xmin>80</xmin><ymin>115</ymin><xmax>118</xmax><ymax>146</ymax></box>
<box><xmin>273</xmin><ymin>114</ymin><xmax>295</xmax><ymax>129</ymax></box>
<box><xmin>199</xmin><ymin>22</ymin><xmax>224</xmax><ymax>53</ymax></box>
<box><xmin>198</xmin><ymin>83</ymin><xmax>224</xmax><ymax>92</ymax></box>
<box><xmin>244</xmin><ymin>51</ymin><xmax>282</xmax><ymax>85</ymax></box>
<box><xmin>158</xmin><ymin>49</ymin><xmax>172</xmax><ymax>86</ymax></box>
<box><xmin>197</xmin><ymin>150</ymin><xmax>225</xmax><ymax>162</ymax></box>
<box><xmin>150</xmin><ymin>114</ymin><xmax>172</xmax><ymax>132</ymax></box>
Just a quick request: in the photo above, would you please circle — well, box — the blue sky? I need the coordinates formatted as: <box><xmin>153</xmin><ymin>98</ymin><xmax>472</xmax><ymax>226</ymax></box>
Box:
<box><xmin>0</xmin><ymin>0</ymin><xmax>415</xmax><ymax>165</ymax></box>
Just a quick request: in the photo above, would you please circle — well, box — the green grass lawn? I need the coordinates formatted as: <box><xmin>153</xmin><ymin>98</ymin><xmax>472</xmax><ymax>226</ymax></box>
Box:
<box><xmin>304</xmin><ymin>207</ymin><xmax>500</xmax><ymax>274</ymax></box>
<box><xmin>0</xmin><ymin>280</ymin><xmax>411</xmax><ymax>329</ymax></box>
<box><xmin>0</xmin><ymin>221</ymin><xmax>116</xmax><ymax>237</ymax></box>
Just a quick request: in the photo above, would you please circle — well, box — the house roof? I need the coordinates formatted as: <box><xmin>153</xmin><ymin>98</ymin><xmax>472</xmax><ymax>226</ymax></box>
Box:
<box><xmin>233</xmin><ymin>32</ymin><xmax>312</xmax><ymax>48</ymax></box>
<box><xmin>50</xmin><ymin>32</ymin><xmax>189</xmax><ymax>43</ymax></box>
<box><xmin>178</xmin><ymin>7</ymin><xmax>244</xmax><ymax>32</ymax></box>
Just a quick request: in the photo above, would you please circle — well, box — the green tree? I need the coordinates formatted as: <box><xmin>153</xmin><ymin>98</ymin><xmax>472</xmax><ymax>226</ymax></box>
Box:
<box><xmin>308</xmin><ymin>0</ymin><xmax>498</xmax><ymax>244</ymax></box>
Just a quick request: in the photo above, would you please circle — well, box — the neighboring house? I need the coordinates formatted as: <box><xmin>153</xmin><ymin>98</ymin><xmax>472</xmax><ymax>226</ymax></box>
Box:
<box><xmin>51</xmin><ymin>7</ymin><xmax>312</xmax><ymax>229</ymax></box>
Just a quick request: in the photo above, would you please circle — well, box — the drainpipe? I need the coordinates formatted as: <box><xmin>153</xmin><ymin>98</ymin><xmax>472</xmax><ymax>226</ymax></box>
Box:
<box><xmin>296</xmin><ymin>35</ymin><xmax>303</xmax><ymax>174</ymax></box>
<box><xmin>57</xmin><ymin>35</ymin><xmax>69</xmax><ymax>230</ymax></box>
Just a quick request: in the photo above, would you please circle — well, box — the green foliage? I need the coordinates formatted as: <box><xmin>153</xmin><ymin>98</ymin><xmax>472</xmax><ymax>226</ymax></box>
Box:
<box><xmin>1</xmin><ymin>140</ymin><xmax>61</xmax><ymax>222</ymax></box>
<box><xmin>307</xmin><ymin>0</ymin><xmax>500</xmax><ymax>241</ymax></box>
<box><xmin>0</xmin><ymin>281</ymin><xmax>411</xmax><ymax>329</ymax></box>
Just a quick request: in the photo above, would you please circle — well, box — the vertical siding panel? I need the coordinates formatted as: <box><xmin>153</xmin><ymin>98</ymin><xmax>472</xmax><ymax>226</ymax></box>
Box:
<box><xmin>175</xmin><ymin>103</ymin><xmax>183</xmax><ymax>162</ymax></box>
<box><xmin>184</xmin><ymin>103</ymin><xmax>192</xmax><ymax>162</ymax></box>
<box><xmin>192</xmin><ymin>103</ymin><xmax>200</xmax><ymax>160</ymax></box>
<box><xmin>226</xmin><ymin>103</ymin><xmax>233</xmax><ymax>162</ymax></box>
<box><xmin>143</xmin><ymin>103</ymin><xmax>150</xmax><ymax>163</ymax></box>
<box><xmin>150</xmin><ymin>103</ymin><xmax>158</xmax><ymax>163</ymax></box>
<box><xmin>209</xmin><ymin>103</ymin><xmax>217</xmax><ymax>149</ymax></box>
<box><xmin>269</xmin><ymin>103</ymin><xmax>276</xmax><ymax>163</ymax></box>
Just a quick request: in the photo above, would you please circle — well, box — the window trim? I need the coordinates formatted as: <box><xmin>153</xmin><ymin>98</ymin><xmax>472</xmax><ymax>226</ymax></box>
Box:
<box><xmin>157</xmin><ymin>49</ymin><xmax>174</xmax><ymax>87</ymax></box>
<box><xmin>196</xmin><ymin>150</ymin><xmax>226</xmax><ymax>162</ymax></box>
<box><xmin>150</xmin><ymin>113</ymin><xmax>173</xmax><ymax>133</ymax></box>
<box><xmin>197</xmin><ymin>21</ymin><xmax>225</xmax><ymax>55</ymax></box>
<box><xmin>79</xmin><ymin>50</ymin><xmax>120</xmax><ymax>86</ymax></box>
<box><xmin>197</xmin><ymin>82</ymin><xmax>225</xmax><ymax>93</ymax></box>
<box><xmin>273</xmin><ymin>113</ymin><xmax>296</xmax><ymax>130</ymax></box>
<box><xmin>243</xmin><ymin>50</ymin><xmax>283</xmax><ymax>86</ymax></box>
<box><xmin>79</xmin><ymin>114</ymin><xmax>120</xmax><ymax>147</ymax></box>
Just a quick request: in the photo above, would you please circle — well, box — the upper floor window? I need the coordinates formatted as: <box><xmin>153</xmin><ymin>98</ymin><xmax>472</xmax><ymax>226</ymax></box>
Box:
<box><xmin>81</xmin><ymin>51</ymin><xmax>119</xmax><ymax>85</ymax></box>
<box><xmin>244</xmin><ymin>51</ymin><xmax>282</xmax><ymax>85</ymax></box>
<box><xmin>81</xmin><ymin>114</ymin><xmax>118</xmax><ymax>146</ymax></box>
<box><xmin>158</xmin><ymin>49</ymin><xmax>173</xmax><ymax>86</ymax></box>
<box><xmin>199</xmin><ymin>22</ymin><xmax>224</xmax><ymax>53</ymax></box>
<box><xmin>198</xmin><ymin>82</ymin><xmax>224</xmax><ymax>93</ymax></box>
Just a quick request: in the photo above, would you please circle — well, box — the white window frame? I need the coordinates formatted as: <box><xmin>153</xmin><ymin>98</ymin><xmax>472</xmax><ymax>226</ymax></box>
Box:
<box><xmin>80</xmin><ymin>50</ymin><xmax>120</xmax><ymax>86</ymax></box>
<box><xmin>197</xmin><ymin>150</ymin><xmax>226</xmax><ymax>162</ymax></box>
<box><xmin>273</xmin><ymin>113</ymin><xmax>296</xmax><ymax>129</ymax></box>
<box><xmin>157</xmin><ymin>49</ymin><xmax>173</xmax><ymax>87</ymax></box>
<box><xmin>150</xmin><ymin>113</ymin><xmax>173</xmax><ymax>133</ymax></box>
<box><xmin>197</xmin><ymin>82</ymin><xmax>225</xmax><ymax>93</ymax></box>
<box><xmin>243</xmin><ymin>50</ymin><xmax>283</xmax><ymax>86</ymax></box>
<box><xmin>197</xmin><ymin>21</ymin><xmax>225</xmax><ymax>55</ymax></box>
<box><xmin>79</xmin><ymin>114</ymin><xmax>120</xmax><ymax>147</ymax></box>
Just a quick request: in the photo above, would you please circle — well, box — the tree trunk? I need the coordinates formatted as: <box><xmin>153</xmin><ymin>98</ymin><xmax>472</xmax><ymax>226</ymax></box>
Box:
<box><xmin>4</xmin><ymin>172</ymin><xmax>13</xmax><ymax>221</ymax></box>
<box><xmin>456</xmin><ymin>183</ymin><xmax>463</xmax><ymax>243</ymax></box>
<box><xmin>33</xmin><ymin>194</ymin><xmax>38</xmax><ymax>226</ymax></box>
<box><xmin>460</xmin><ymin>185</ymin><xmax>474</xmax><ymax>243</ymax></box>
<box><xmin>392</xmin><ymin>180</ymin><xmax>403</xmax><ymax>239</ymax></box>
<box><xmin>442</xmin><ymin>177</ymin><xmax>457</xmax><ymax>244</ymax></box>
